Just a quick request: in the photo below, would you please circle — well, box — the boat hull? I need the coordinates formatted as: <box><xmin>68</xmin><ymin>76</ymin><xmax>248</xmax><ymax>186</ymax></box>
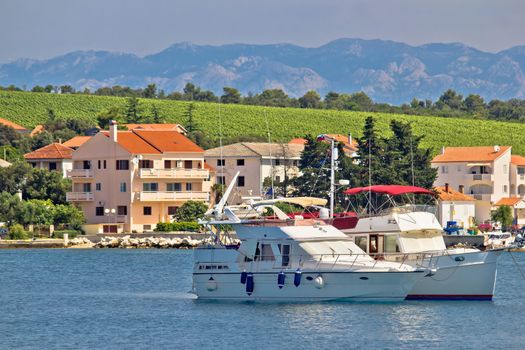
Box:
<box><xmin>193</xmin><ymin>270</ymin><xmax>425</xmax><ymax>302</ymax></box>
<box><xmin>406</xmin><ymin>250</ymin><xmax>501</xmax><ymax>300</ymax></box>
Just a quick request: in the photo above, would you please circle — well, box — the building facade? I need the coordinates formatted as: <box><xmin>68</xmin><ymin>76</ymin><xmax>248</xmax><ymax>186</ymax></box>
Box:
<box><xmin>204</xmin><ymin>142</ymin><xmax>304</xmax><ymax>204</ymax></box>
<box><xmin>435</xmin><ymin>185</ymin><xmax>476</xmax><ymax>228</ymax></box>
<box><xmin>24</xmin><ymin>142</ymin><xmax>73</xmax><ymax>177</ymax></box>
<box><xmin>67</xmin><ymin>122</ymin><xmax>212</xmax><ymax>233</ymax></box>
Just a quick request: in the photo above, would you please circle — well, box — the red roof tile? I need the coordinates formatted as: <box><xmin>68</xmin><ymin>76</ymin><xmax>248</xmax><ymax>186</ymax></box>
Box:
<box><xmin>495</xmin><ymin>197</ymin><xmax>523</xmax><ymax>206</ymax></box>
<box><xmin>435</xmin><ymin>186</ymin><xmax>475</xmax><ymax>201</ymax></box>
<box><xmin>0</xmin><ymin>117</ymin><xmax>27</xmax><ymax>131</ymax></box>
<box><xmin>432</xmin><ymin>146</ymin><xmax>510</xmax><ymax>163</ymax></box>
<box><xmin>24</xmin><ymin>143</ymin><xmax>73</xmax><ymax>159</ymax></box>
<box><xmin>102</xmin><ymin>131</ymin><xmax>161</xmax><ymax>154</ymax></box>
<box><xmin>63</xmin><ymin>136</ymin><xmax>92</xmax><ymax>148</ymax></box>
<box><xmin>511</xmin><ymin>155</ymin><xmax>525</xmax><ymax>166</ymax></box>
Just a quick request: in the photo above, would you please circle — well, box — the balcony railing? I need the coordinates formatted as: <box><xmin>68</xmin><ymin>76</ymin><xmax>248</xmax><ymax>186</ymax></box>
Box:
<box><xmin>471</xmin><ymin>173</ymin><xmax>493</xmax><ymax>181</ymax></box>
<box><xmin>472</xmin><ymin>194</ymin><xmax>492</xmax><ymax>201</ymax></box>
<box><xmin>66</xmin><ymin>169</ymin><xmax>94</xmax><ymax>179</ymax></box>
<box><xmin>138</xmin><ymin>168</ymin><xmax>209</xmax><ymax>179</ymax></box>
<box><xmin>66</xmin><ymin>192</ymin><xmax>94</xmax><ymax>201</ymax></box>
<box><xmin>137</xmin><ymin>191</ymin><xmax>209</xmax><ymax>202</ymax></box>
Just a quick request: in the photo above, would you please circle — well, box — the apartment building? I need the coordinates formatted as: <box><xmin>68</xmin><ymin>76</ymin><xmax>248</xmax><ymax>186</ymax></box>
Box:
<box><xmin>204</xmin><ymin>142</ymin><xmax>304</xmax><ymax>204</ymax></box>
<box><xmin>24</xmin><ymin>142</ymin><xmax>73</xmax><ymax>177</ymax></box>
<box><xmin>67</xmin><ymin>121</ymin><xmax>212</xmax><ymax>233</ymax></box>
<box><xmin>435</xmin><ymin>185</ymin><xmax>476</xmax><ymax>228</ymax></box>
<box><xmin>432</xmin><ymin>145</ymin><xmax>525</xmax><ymax>223</ymax></box>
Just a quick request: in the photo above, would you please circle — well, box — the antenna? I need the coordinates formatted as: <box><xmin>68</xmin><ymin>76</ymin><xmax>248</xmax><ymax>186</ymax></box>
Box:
<box><xmin>265</xmin><ymin>109</ymin><xmax>275</xmax><ymax>199</ymax></box>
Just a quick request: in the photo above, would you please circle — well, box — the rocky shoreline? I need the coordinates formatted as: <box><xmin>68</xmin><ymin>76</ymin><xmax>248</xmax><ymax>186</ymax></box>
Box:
<box><xmin>69</xmin><ymin>235</ymin><xmax>238</xmax><ymax>249</ymax></box>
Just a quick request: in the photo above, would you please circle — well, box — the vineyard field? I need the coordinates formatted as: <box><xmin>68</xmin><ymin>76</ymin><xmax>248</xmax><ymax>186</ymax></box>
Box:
<box><xmin>1</xmin><ymin>90</ymin><xmax>524</xmax><ymax>154</ymax></box>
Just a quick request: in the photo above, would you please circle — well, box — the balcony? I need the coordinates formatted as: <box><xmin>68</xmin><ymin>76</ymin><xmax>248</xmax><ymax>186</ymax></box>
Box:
<box><xmin>66</xmin><ymin>169</ymin><xmax>94</xmax><ymax>179</ymax></box>
<box><xmin>66</xmin><ymin>192</ymin><xmax>94</xmax><ymax>201</ymax></box>
<box><xmin>137</xmin><ymin>191</ymin><xmax>209</xmax><ymax>202</ymax></box>
<box><xmin>138</xmin><ymin>168</ymin><xmax>209</xmax><ymax>179</ymax></box>
<box><xmin>471</xmin><ymin>173</ymin><xmax>493</xmax><ymax>182</ymax></box>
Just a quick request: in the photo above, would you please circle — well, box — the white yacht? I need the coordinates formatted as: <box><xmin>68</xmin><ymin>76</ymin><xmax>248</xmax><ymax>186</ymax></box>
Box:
<box><xmin>339</xmin><ymin>185</ymin><xmax>503</xmax><ymax>300</ymax></box>
<box><xmin>193</xmin><ymin>203</ymin><xmax>430</xmax><ymax>302</ymax></box>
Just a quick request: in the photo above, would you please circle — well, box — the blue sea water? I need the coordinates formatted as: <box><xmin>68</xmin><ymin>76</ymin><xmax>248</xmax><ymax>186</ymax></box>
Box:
<box><xmin>0</xmin><ymin>249</ymin><xmax>523</xmax><ymax>350</ymax></box>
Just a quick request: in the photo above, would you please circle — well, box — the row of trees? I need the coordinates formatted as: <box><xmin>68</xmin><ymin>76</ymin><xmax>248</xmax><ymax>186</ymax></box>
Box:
<box><xmin>3</xmin><ymin>82</ymin><xmax>525</xmax><ymax>122</ymax></box>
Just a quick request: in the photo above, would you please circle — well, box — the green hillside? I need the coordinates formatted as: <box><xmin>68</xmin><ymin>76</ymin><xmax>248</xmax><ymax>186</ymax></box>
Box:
<box><xmin>1</xmin><ymin>90</ymin><xmax>523</xmax><ymax>154</ymax></box>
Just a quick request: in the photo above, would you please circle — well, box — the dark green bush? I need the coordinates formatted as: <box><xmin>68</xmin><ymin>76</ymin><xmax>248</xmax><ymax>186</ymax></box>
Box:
<box><xmin>154</xmin><ymin>222</ymin><xmax>201</xmax><ymax>232</ymax></box>
<box><xmin>7</xmin><ymin>224</ymin><xmax>28</xmax><ymax>240</ymax></box>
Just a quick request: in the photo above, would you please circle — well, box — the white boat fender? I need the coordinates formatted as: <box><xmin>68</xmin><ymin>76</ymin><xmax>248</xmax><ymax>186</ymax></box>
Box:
<box><xmin>277</xmin><ymin>270</ymin><xmax>286</xmax><ymax>289</ymax></box>
<box><xmin>314</xmin><ymin>275</ymin><xmax>324</xmax><ymax>289</ymax></box>
<box><xmin>294</xmin><ymin>268</ymin><xmax>302</xmax><ymax>287</ymax></box>
<box><xmin>240</xmin><ymin>270</ymin><xmax>247</xmax><ymax>284</ymax></box>
<box><xmin>246</xmin><ymin>272</ymin><xmax>254</xmax><ymax>295</ymax></box>
<box><xmin>206</xmin><ymin>277</ymin><xmax>218</xmax><ymax>291</ymax></box>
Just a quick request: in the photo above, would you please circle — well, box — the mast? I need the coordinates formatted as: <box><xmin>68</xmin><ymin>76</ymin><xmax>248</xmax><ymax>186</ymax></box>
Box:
<box><xmin>329</xmin><ymin>138</ymin><xmax>335</xmax><ymax>218</ymax></box>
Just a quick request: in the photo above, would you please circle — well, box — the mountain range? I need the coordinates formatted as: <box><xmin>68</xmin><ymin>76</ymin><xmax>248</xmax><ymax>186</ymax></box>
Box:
<box><xmin>1</xmin><ymin>38</ymin><xmax>525</xmax><ymax>104</ymax></box>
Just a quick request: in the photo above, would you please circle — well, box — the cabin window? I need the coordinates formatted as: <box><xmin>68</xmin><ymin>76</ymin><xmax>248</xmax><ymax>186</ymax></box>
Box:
<box><xmin>278</xmin><ymin>244</ymin><xmax>291</xmax><ymax>267</ymax></box>
<box><xmin>260</xmin><ymin>244</ymin><xmax>275</xmax><ymax>261</ymax></box>
<box><xmin>355</xmin><ymin>236</ymin><xmax>368</xmax><ymax>252</ymax></box>
<box><xmin>384</xmin><ymin>235</ymin><xmax>399</xmax><ymax>253</ymax></box>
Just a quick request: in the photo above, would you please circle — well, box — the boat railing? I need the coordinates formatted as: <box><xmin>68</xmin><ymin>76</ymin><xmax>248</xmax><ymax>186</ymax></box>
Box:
<box><xmin>229</xmin><ymin>252</ymin><xmax>440</xmax><ymax>272</ymax></box>
<box><xmin>359</xmin><ymin>205</ymin><xmax>437</xmax><ymax>218</ymax></box>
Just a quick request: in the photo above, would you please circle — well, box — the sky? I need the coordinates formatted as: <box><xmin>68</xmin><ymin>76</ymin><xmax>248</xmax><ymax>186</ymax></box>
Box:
<box><xmin>0</xmin><ymin>0</ymin><xmax>524</xmax><ymax>63</ymax></box>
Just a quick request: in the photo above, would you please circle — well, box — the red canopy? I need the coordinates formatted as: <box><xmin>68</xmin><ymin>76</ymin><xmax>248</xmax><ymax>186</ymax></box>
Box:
<box><xmin>343</xmin><ymin>185</ymin><xmax>434</xmax><ymax>196</ymax></box>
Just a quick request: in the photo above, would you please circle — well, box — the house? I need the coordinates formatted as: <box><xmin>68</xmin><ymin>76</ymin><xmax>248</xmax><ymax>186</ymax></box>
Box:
<box><xmin>435</xmin><ymin>185</ymin><xmax>476</xmax><ymax>228</ymax></box>
<box><xmin>124</xmin><ymin>123</ymin><xmax>187</xmax><ymax>135</ymax></box>
<box><xmin>204</xmin><ymin>142</ymin><xmax>304</xmax><ymax>204</ymax></box>
<box><xmin>67</xmin><ymin>121</ymin><xmax>212</xmax><ymax>234</ymax></box>
<box><xmin>0</xmin><ymin>159</ymin><xmax>12</xmax><ymax>168</ymax></box>
<box><xmin>0</xmin><ymin>117</ymin><xmax>29</xmax><ymax>134</ymax></box>
<box><xmin>494</xmin><ymin>197</ymin><xmax>525</xmax><ymax>226</ymax></box>
<box><xmin>63</xmin><ymin>136</ymin><xmax>92</xmax><ymax>150</ymax></box>
<box><xmin>431</xmin><ymin>145</ymin><xmax>525</xmax><ymax>223</ymax></box>
<box><xmin>24</xmin><ymin>143</ymin><xmax>73</xmax><ymax>177</ymax></box>
<box><xmin>289</xmin><ymin>134</ymin><xmax>358</xmax><ymax>156</ymax></box>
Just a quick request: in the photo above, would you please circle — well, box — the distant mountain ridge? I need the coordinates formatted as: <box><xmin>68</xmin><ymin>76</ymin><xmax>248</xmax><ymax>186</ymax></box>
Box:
<box><xmin>1</xmin><ymin>38</ymin><xmax>525</xmax><ymax>104</ymax></box>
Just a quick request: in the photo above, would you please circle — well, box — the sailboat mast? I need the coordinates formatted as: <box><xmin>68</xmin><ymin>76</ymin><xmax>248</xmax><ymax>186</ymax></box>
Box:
<box><xmin>330</xmin><ymin>138</ymin><xmax>335</xmax><ymax>218</ymax></box>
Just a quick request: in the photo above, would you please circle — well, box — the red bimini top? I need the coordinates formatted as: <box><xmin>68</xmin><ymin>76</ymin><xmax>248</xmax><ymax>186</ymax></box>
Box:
<box><xmin>343</xmin><ymin>185</ymin><xmax>434</xmax><ymax>196</ymax></box>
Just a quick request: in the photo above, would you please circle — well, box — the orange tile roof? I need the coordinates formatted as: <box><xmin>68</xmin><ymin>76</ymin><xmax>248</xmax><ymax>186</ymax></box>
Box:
<box><xmin>435</xmin><ymin>186</ymin><xmax>475</xmax><ymax>201</ymax></box>
<box><xmin>495</xmin><ymin>197</ymin><xmax>523</xmax><ymax>206</ymax></box>
<box><xmin>511</xmin><ymin>155</ymin><xmax>525</xmax><ymax>166</ymax></box>
<box><xmin>0</xmin><ymin>117</ymin><xmax>27</xmax><ymax>131</ymax></box>
<box><xmin>102</xmin><ymin>131</ymin><xmax>161</xmax><ymax>154</ymax></box>
<box><xmin>24</xmin><ymin>143</ymin><xmax>73</xmax><ymax>159</ymax></box>
<box><xmin>133</xmin><ymin>130</ymin><xmax>204</xmax><ymax>153</ymax></box>
<box><xmin>432</xmin><ymin>146</ymin><xmax>510</xmax><ymax>163</ymax></box>
<box><xmin>125</xmin><ymin>123</ymin><xmax>187</xmax><ymax>133</ymax></box>
<box><xmin>63</xmin><ymin>136</ymin><xmax>92</xmax><ymax>148</ymax></box>
<box><xmin>289</xmin><ymin>138</ymin><xmax>307</xmax><ymax>145</ymax></box>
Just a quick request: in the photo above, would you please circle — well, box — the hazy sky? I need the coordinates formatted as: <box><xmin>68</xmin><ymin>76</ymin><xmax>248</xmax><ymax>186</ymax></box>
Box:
<box><xmin>1</xmin><ymin>0</ymin><xmax>524</xmax><ymax>63</ymax></box>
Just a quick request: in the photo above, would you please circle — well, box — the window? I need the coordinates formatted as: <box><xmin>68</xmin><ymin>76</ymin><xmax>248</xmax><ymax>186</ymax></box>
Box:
<box><xmin>116</xmin><ymin>160</ymin><xmax>129</xmax><ymax>170</ymax></box>
<box><xmin>167</xmin><ymin>183</ymin><xmax>182</xmax><ymax>192</ymax></box>
<box><xmin>164</xmin><ymin>160</ymin><xmax>172</xmax><ymax>169</ymax></box>
<box><xmin>96</xmin><ymin>207</ymin><xmax>104</xmax><ymax>216</ymax></box>
<box><xmin>143</xmin><ymin>206</ymin><xmax>152</xmax><ymax>216</ymax></box>
<box><xmin>441</xmin><ymin>166</ymin><xmax>448</xmax><ymax>174</ymax></box>
<box><xmin>139</xmin><ymin>159</ymin><xmax>154</xmax><ymax>169</ymax></box>
<box><xmin>168</xmin><ymin>206</ymin><xmax>178</xmax><ymax>215</ymax></box>
<box><xmin>103</xmin><ymin>160</ymin><xmax>106</xmax><ymax>169</ymax></box>
<box><xmin>459</xmin><ymin>185</ymin><xmax>465</xmax><ymax>193</ymax></box>
<box><xmin>184</xmin><ymin>160</ymin><xmax>193</xmax><ymax>169</ymax></box>
<box><xmin>95</xmin><ymin>183</ymin><xmax>101</xmax><ymax>191</ymax></box>
<box><xmin>83</xmin><ymin>160</ymin><xmax>91</xmax><ymax>170</ymax></box>
<box><xmin>217</xmin><ymin>176</ymin><xmax>226</xmax><ymax>185</ymax></box>
<box><xmin>293</xmin><ymin>160</ymin><xmax>299</xmax><ymax>167</ymax></box>
<box><xmin>217</xmin><ymin>159</ymin><xmax>225</xmax><ymax>167</ymax></box>
<box><xmin>186</xmin><ymin>183</ymin><xmax>192</xmax><ymax>191</ymax></box>
<box><xmin>117</xmin><ymin>206</ymin><xmax>127</xmax><ymax>216</ymax></box>
<box><xmin>278</xmin><ymin>244</ymin><xmax>291</xmax><ymax>267</ymax></box>
<box><xmin>355</xmin><ymin>236</ymin><xmax>368</xmax><ymax>252</ymax></box>
<box><xmin>143</xmin><ymin>225</ymin><xmax>152</xmax><ymax>231</ymax></box>
<box><xmin>519</xmin><ymin>167</ymin><xmax>525</xmax><ymax>175</ymax></box>
<box><xmin>260</xmin><ymin>244</ymin><xmax>275</xmax><ymax>261</ymax></box>
<box><xmin>275</xmin><ymin>159</ymin><xmax>281</xmax><ymax>166</ymax></box>
<box><xmin>237</xmin><ymin>176</ymin><xmax>245</xmax><ymax>187</ymax></box>
<box><xmin>83</xmin><ymin>183</ymin><xmax>91</xmax><ymax>192</ymax></box>
<box><xmin>504</xmin><ymin>185</ymin><xmax>508</xmax><ymax>193</ymax></box>
<box><xmin>98</xmin><ymin>160</ymin><xmax>101</xmax><ymax>169</ymax></box>
<box><xmin>142</xmin><ymin>183</ymin><xmax>158</xmax><ymax>192</ymax></box>
<box><xmin>237</xmin><ymin>159</ymin><xmax>245</xmax><ymax>166</ymax></box>
<box><xmin>120</xmin><ymin>182</ymin><xmax>127</xmax><ymax>192</ymax></box>
<box><xmin>48</xmin><ymin>162</ymin><xmax>57</xmax><ymax>171</ymax></box>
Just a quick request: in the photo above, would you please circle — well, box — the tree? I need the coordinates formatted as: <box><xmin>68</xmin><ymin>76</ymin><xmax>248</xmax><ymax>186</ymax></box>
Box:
<box><xmin>184</xmin><ymin>103</ymin><xmax>197</xmax><ymax>133</ymax></box>
<box><xmin>0</xmin><ymin>162</ymin><xmax>32</xmax><ymax>194</ymax></box>
<box><xmin>123</xmin><ymin>96</ymin><xmax>142</xmax><ymax>123</ymax></box>
<box><xmin>143</xmin><ymin>84</ymin><xmax>157</xmax><ymax>99</ymax></box>
<box><xmin>0</xmin><ymin>124</ymin><xmax>22</xmax><ymax>148</ymax></box>
<box><xmin>463</xmin><ymin>94</ymin><xmax>486</xmax><ymax>114</ymax></box>
<box><xmin>25</xmin><ymin>168</ymin><xmax>71</xmax><ymax>204</ymax></box>
<box><xmin>150</xmin><ymin>104</ymin><xmax>163</xmax><ymax>123</ymax></box>
<box><xmin>0</xmin><ymin>192</ymin><xmax>24</xmax><ymax>226</ymax></box>
<box><xmin>256</xmin><ymin>89</ymin><xmax>291</xmax><ymax>107</ymax></box>
<box><xmin>97</xmin><ymin>106</ymin><xmax>122</xmax><ymax>129</ymax></box>
<box><xmin>348</xmin><ymin>92</ymin><xmax>374</xmax><ymax>111</ymax></box>
<box><xmin>183</xmin><ymin>83</ymin><xmax>199</xmax><ymax>101</ymax></box>
<box><xmin>21</xmin><ymin>199</ymin><xmax>54</xmax><ymax>233</ymax></box>
<box><xmin>60</xmin><ymin>85</ymin><xmax>75</xmax><ymax>94</ymax></box>
<box><xmin>30</xmin><ymin>130</ymin><xmax>54</xmax><ymax>150</ymax></box>
<box><xmin>53</xmin><ymin>204</ymin><xmax>85</xmax><ymax>229</ymax></box>
<box><xmin>221</xmin><ymin>87</ymin><xmax>241</xmax><ymax>104</ymax></box>
<box><xmin>437</xmin><ymin>89</ymin><xmax>463</xmax><ymax>110</ymax></box>
<box><xmin>292</xmin><ymin>135</ymin><xmax>330</xmax><ymax>198</ymax></box>
<box><xmin>174</xmin><ymin>201</ymin><xmax>208</xmax><ymax>222</ymax></box>
<box><xmin>31</xmin><ymin>85</ymin><xmax>45</xmax><ymax>93</ymax></box>
<box><xmin>299</xmin><ymin>90</ymin><xmax>322</xmax><ymax>109</ymax></box>
<box><xmin>324</xmin><ymin>92</ymin><xmax>340</xmax><ymax>109</ymax></box>
<box><xmin>44</xmin><ymin>85</ymin><xmax>54</xmax><ymax>93</ymax></box>
<box><xmin>491</xmin><ymin>205</ymin><xmax>513</xmax><ymax>229</ymax></box>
